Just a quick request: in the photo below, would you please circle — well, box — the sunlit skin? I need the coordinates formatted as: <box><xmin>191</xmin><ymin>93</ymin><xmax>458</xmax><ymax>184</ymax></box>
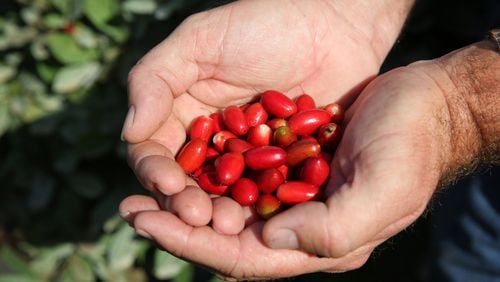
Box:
<box><xmin>114</xmin><ymin>0</ymin><xmax>478</xmax><ymax>280</ymax></box>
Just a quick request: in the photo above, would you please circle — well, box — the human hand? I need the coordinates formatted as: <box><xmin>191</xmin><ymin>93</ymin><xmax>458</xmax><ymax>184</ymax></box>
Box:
<box><xmin>119</xmin><ymin>0</ymin><xmax>420</xmax><ymax>279</ymax></box>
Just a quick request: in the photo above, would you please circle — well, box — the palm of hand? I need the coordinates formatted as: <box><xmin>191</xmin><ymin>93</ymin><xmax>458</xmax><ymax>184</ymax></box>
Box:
<box><xmin>120</xmin><ymin>0</ymin><xmax>425</xmax><ymax>280</ymax></box>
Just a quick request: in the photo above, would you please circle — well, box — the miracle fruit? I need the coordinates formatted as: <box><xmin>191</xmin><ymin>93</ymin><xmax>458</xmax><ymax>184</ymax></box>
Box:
<box><xmin>175</xmin><ymin>91</ymin><xmax>344</xmax><ymax>219</ymax></box>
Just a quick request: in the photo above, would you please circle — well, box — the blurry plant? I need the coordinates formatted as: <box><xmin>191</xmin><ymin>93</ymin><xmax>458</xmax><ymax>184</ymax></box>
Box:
<box><xmin>0</xmin><ymin>0</ymin><xmax>211</xmax><ymax>281</ymax></box>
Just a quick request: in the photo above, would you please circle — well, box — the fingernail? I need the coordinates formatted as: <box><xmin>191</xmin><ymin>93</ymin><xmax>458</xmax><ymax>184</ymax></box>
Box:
<box><xmin>119</xmin><ymin>211</ymin><xmax>130</xmax><ymax>220</ymax></box>
<box><xmin>136</xmin><ymin>229</ymin><xmax>152</xmax><ymax>240</ymax></box>
<box><xmin>267</xmin><ymin>229</ymin><xmax>299</xmax><ymax>250</ymax></box>
<box><xmin>121</xmin><ymin>106</ymin><xmax>135</xmax><ymax>141</ymax></box>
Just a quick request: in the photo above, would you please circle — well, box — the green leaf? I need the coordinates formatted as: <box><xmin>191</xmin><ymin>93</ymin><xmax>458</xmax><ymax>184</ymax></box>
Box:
<box><xmin>0</xmin><ymin>274</ymin><xmax>39</xmax><ymax>282</ymax></box>
<box><xmin>31</xmin><ymin>37</ymin><xmax>50</xmax><ymax>61</ymax></box>
<box><xmin>52</xmin><ymin>61</ymin><xmax>101</xmax><ymax>93</ymax></box>
<box><xmin>172</xmin><ymin>264</ymin><xmax>194</xmax><ymax>282</ymax></box>
<box><xmin>31</xmin><ymin>244</ymin><xmax>75</xmax><ymax>279</ymax></box>
<box><xmin>107</xmin><ymin>224</ymin><xmax>139</xmax><ymax>271</ymax></box>
<box><xmin>0</xmin><ymin>64</ymin><xmax>16</xmax><ymax>84</ymax></box>
<box><xmin>46</xmin><ymin>33</ymin><xmax>99</xmax><ymax>64</ymax></box>
<box><xmin>73</xmin><ymin>24</ymin><xmax>98</xmax><ymax>48</ymax></box>
<box><xmin>67</xmin><ymin>171</ymin><xmax>104</xmax><ymax>199</ymax></box>
<box><xmin>153</xmin><ymin>249</ymin><xmax>189</xmax><ymax>280</ymax></box>
<box><xmin>84</xmin><ymin>0</ymin><xmax>120</xmax><ymax>26</ymax></box>
<box><xmin>59</xmin><ymin>255</ymin><xmax>94</xmax><ymax>282</ymax></box>
<box><xmin>51</xmin><ymin>0</ymin><xmax>70</xmax><ymax>14</ymax></box>
<box><xmin>21</xmin><ymin>7</ymin><xmax>41</xmax><ymax>25</ymax></box>
<box><xmin>0</xmin><ymin>246</ymin><xmax>35</xmax><ymax>277</ymax></box>
<box><xmin>123</xmin><ymin>0</ymin><xmax>157</xmax><ymax>15</ymax></box>
<box><xmin>36</xmin><ymin>63</ymin><xmax>57</xmax><ymax>83</ymax></box>
<box><xmin>43</xmin><ymin>13</ymin><xmax>66</xmax><ymax>29</ymax></box>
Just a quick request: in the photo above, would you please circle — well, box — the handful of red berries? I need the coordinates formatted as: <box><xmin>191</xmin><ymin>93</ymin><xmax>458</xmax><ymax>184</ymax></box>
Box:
<box><xmin>176</xmin><ymin>90</ymin><xmax>343</xmax><ymax>219</ymax></box>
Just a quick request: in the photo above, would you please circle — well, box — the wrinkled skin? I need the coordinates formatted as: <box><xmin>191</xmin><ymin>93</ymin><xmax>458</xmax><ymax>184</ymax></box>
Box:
<box><xmin>118</xmin><ymin>0</ymin><xmax>447</xmax><ymax>280</ymax></box>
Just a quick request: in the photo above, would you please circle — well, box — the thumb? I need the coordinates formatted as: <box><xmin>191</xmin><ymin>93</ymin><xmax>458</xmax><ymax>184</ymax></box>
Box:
<box><xmin>262</xmin><ymin>169</ymin><xmax>393</xmax><ymax>258</ymax></box>
<box><xmin>121</xmin><ymin>21</ymin><xmax>199</xmax><ymax>144</ymax></box>
<box><xmin>262</xmin><ymin>200</ymin><xmax>357</xmax><ymax>258</ymax></box>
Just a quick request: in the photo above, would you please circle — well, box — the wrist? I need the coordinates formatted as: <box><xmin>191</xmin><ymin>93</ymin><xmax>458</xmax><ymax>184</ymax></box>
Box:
<box><xmin>424</xmin><ymin>41</ymin><xmax>500</xmax><ymax>185</ymax></box>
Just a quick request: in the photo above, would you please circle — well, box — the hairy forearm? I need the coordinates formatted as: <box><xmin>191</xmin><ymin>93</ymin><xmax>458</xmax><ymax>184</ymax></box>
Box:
<box><xmin>432</xmin><ymin>40</ymin><xmax>499</xmax><ymax>184</ymax></box>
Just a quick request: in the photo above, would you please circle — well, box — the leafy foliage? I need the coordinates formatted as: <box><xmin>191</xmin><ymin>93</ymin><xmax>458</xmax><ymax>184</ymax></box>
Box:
<box><xmin>0</xmin><ymin>0</ymin><xmax>214</xmax><ymax>281</ymax></box>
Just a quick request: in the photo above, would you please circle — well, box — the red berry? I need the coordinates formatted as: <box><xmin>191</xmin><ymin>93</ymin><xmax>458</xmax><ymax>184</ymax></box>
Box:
<box><xmin>260</xmin><ymin>90</ymin><xmax>297</xmax><ymax>118</ymax></box>
<box><xmin>317</xmin><ymin>123</ymin><xmax>342</xmax><ymax>150</ymax></box>
<box><xmin>176</xmin><ymin>138</ymin><xmax>207</xmax><ymax>173</ymax></box>
<box><xmin>205</xmin><ymin>146</ymin><xmax>220</xmax><ymax>163</ymax></box>
<box><xmin>245</xmin><ymin>103</ymin><xmax>268</xmax><ymax>127</ymax></box>
<box><xmin>231</xmin><ymin>178</ymin><xmax>259</xmax><ymax>206</ymax></box>
<box><xmin>247</xmin><ymin>124</ymin><xmax>272</xmax><ymax>147</ymax></box>
<box><xmin>198</xmin><ymin>172</ymin><xmax>229</xmax><ymax>195</ymax></box>
<box><xmin>295</xmin><ymin>94</ymin><xmax>316</xmax><ymax>111</ymax></box>
<box><xmin>299</xmin><ymin>157</ymin><xmax>330</xmax><ymax>186</ymax></box>
<box><xmin>189</xmin><ymin>116</ymin><xmax>214</xmax><ymax>142</ymax></box>
<box><xmin>266</xmin><ymin>118</ymin><xmax>289</xmax><ymax>130</ymax></box>
<box><xmin>215</xmin><ymin>152</ymin><xmax>245</xmax><ymax>185</ymax></box>
<box><xmin>212</xmin><ymin>131</ymin><xmax>237</xmax><ymax>152</ymax></box>
<box><xmin>209</xmin><ymin>112</ymin><xmax>225</xmax><ymax>133</ymax></box>
<box><xmin>286</xmin><ymin>139</ymin><xmax>321</xmax><ymax>167</ymax></box>
<box><xmin>288</xmin><ymin>109</ymin><xmax>331</xmax><ymax>136</ymax></box>
<box><xmin>256</xmin><ymin>168</ymin><xmax>284</xmax><ymax>194</ymax></box>
<box><xmin>273</xmin><ymin>126</ymin><xmax>297</xmax><ymax>148</ymax></box>
<box><xmin>256</xmin><ymin>194</ymin><xmax>281</xmax><ymax>219</ymax></box>
<box><xmin>245</xmin><ymin>146</ymin><xmax>287</xmax><ymax>170</ymax></box>
<box><xmin>323</xmin><ymin>103</ymin><xmax>344</xmax><ymax>124</ymax></box>
<box><xmin>225</xmin><ymin>138</ymin><xmax>254</xmax><ymax>154</ymax></box>
<box><xmin>223</xmin><ymin>106</ymin><xmax>249</xmax><ymax>136</ymax></box>
<box><xmin>276</xmin><ymin>181</ymin><xmax>320</xmax><ymax>204</ymax></box>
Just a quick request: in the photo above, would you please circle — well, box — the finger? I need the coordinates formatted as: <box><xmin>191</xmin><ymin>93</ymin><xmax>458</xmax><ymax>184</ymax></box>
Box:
<box><xmin>162</xmin><ymin>186</ymin><xmax>213</xmax><ymax>227</ymax></box>
<box><xmin>119</xmin><ymin>195</ymin><xmax>160</xmax><ymax>223</ymax></box>
<box><xmin>135</xmin><ymin>155</ymin><xmax>186</xmax><ymax>195</ymax></box>
<box><xmin>211</xmin><ymin>197</ymin><xmax>245</xmax><ymax>235</ymax></box>
<box><xmin>132</xmin><ymin>211</ymin><xmax>344</xmax><ymax>279</ymax></box>
<box><xmin>122</xmin><ymin>16</ymin><xmax>200</xmax><ymax>143</ymax></box>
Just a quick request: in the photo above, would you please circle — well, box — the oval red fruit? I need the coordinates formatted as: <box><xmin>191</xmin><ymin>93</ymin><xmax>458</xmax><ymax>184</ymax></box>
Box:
<box><xmin>212</xmin><ymin>131</ymin><xmax>237</xmax><ymax>152</ymax></box>
<box><xmin>189</xmin><ymin>116</ymin><xmax>214</xmax><ymax>142</ymax></box>
<box><xmin>299</xmin><ymin>157</ymin><xmax>330</xmax><ymax>186</ymax></box>
<box><xmin>205</xmin><ymin>146</ymin><xmax>220</xmax><ymax>163</ymax></box>
<box><xmin>209</xmin><ymin>112</ymin><xmax>225</xmax><ymax>133</ymax></box>
<box><xmin>288</xmin><ymin>109</ymin><xmax>331</xmax><ymax>136</ymax></box>
<box><xmin>198</xmin><ymin>172</ymin><xmax>229</xmax><ymax>195</ymax></box>
<box><xmin>286</xmin><ymin>139</ymin><xmax>321</xmax><ymax>167</ymax></box>
<box><xmin>223</xmin><ymin>106</ymin><xmax>249</xmax><ymax>136</ymax></box>
<box><xmin>323</xmin><ymin>103</ymin><xmax>344</xmax><ymax>124</ymax></box>
<box><xmin>247</xmin><ymin>124</ymin><xmax>272</xmax><ymax>147</ymax></box>
<box><xmin>256</xmin><ymin>194</ymin><xmax>281</xmax><ymax>219</ymax></box>
<box><xmin>295</xmin><ymin>94</ymin><xmax>316</xmax><ymax>111</ymax></box>
<box><xmin>266</xmin><ymin>118</ymin><xmax>288</xmax><ymax>130</ymax></box>
<box><xmin>225</xmin><ymin>138</ymin><xmax>254</xmax><ymax>154</ymax></box>
<box><xmin>277</xmin><ymin>164</ymin><xmax>290</xmax><ymax>179</ymax></box>
<box><xmin>245</xmin><ymin>102</ymin><xmax>268</xmax><ymax>127</ymax></box>
<box><xmin>256</xmin><ymin>168</ymin><xmax>284</xmax><ymax>194</ymax></box>
<box><xmin>215</xmin><ymin>152</ymin><xmax>245</xmax><ymax>185</ymax></box>
<box><xmin>317</xmin><ymin>123</ymin><xmax>342</xmax><ymax>150</ymax></box>
<box><xmin>231</xmin><ymin>178</ymin><xmax>259</xmax><ymax>206</ymax></box>
<box><xmin>245</xmin><ymin>146</ymin><xmax>287</xmax><ymax>170</ymax></box>
<box><xmin>176</xmin><ymin>138</ymin><xmax>207</xmax><ymax>173</ymax></box>
<box><xmin>192</xmin><ymin>164</ymin><xmax>215</xmax><ymax>179</ymax></box>
<box><xmin>273</xmin><ymin>126</ymin><xmax>297</xmax><ymax>148</ymax></box>
<box><xmin>276</xmin><ymin>181</ymin><xmax>320</xmax><ymax>204</ymax></box>
<box><xmin>260</xmin><ymin>90</ymin><xmax>297</xmax><ymax>118</ymax></box>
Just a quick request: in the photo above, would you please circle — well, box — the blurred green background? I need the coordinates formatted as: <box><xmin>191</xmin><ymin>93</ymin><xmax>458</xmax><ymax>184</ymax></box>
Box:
<box><xmin>0</xmin><ymin>0</ymin><xmax>496</xmax><ymax>281</ymax></box>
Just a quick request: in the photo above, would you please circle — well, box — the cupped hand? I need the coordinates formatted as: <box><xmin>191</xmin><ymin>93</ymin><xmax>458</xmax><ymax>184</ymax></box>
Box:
<box><xmin>119</xmin><ymin>0</ymin><xmax>418</xmax><ymax>279</ymax></box>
